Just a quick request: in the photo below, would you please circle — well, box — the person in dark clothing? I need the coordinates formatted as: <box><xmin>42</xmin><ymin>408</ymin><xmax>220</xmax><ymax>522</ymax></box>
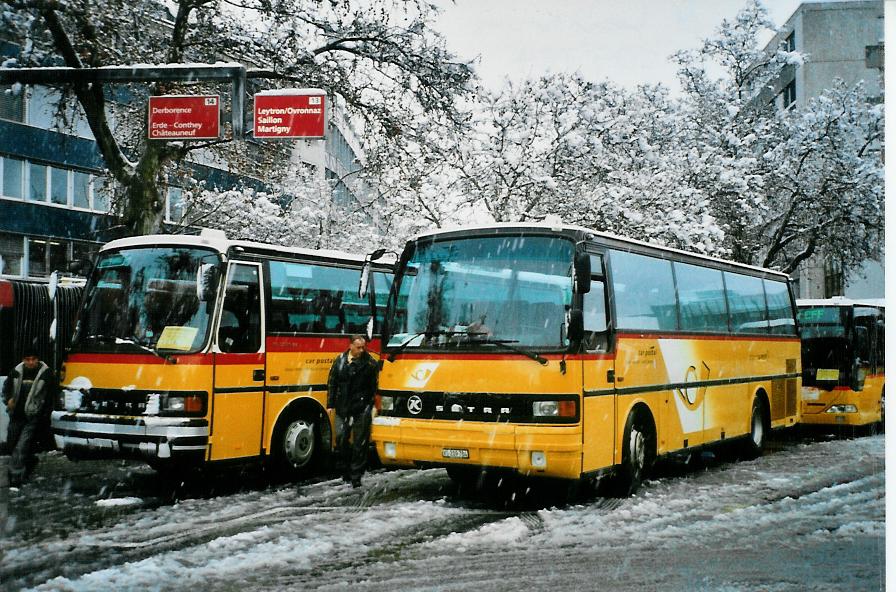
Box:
<box><xmin>327</xmin><ymin>334</ymin><xmax>379</xmax><ymax>488</ymax></box>
<box><xmin>3</xmin><ymin>348</ymin><xmax>55</xmax><ymax>486</ymax></box>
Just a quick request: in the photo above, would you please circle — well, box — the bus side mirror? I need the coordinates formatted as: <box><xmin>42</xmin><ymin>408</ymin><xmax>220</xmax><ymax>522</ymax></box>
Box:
<box><xmin>197</xmin><ymin>263</ymin><xmax>220</xmax><ymax>302</ymax></box>
<box><xmin>574</xmin><ymin>252</ymin><xmax>591</xmax><ymax>294</ymax></box>
<box><xmin>566</xmin><ymin>308</ymin><xmax>584</xmax><ymax>349</ymax></box>
<box><xmin>359</xmin><ymin>248</ymin><xmax>387</xmax><ymax>298</ymax></box>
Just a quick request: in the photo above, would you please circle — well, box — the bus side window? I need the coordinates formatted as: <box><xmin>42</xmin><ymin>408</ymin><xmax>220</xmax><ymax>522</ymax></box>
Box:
<box><xmin>583</xmin><ymin>278</ymin><xmax>608</xmax><ymax>352</ymax></box>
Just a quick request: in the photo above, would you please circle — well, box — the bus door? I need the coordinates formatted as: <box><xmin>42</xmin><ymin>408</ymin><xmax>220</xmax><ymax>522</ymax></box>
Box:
<box><xmin>581</xmin><ymin>252</ymin><xmax>616</xmax><ymax>473</ymax></box>
<box><xmin>210</xmin><ymin>261</ymin><xmax>266</xmax><ymax>461</ymax></box>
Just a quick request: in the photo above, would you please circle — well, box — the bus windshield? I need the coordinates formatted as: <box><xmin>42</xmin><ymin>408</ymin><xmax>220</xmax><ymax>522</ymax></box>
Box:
<box><xmin>72</xmin><ymin>247</ymin><xmax>219</xmax><ymax>354</ymax></box>
<box><xmin>387</xmin><ymin>235</ymin><xmax>574</xmax><ymax>349</ymax></box>
<box><xmin>798</xmin><ymin>306</ymin><xmax>847</xmax><ymax>339</ymax></box>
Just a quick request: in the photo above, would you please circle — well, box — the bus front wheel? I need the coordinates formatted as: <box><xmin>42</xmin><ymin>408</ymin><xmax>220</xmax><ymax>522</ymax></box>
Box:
<box><xmin>611</xmin><ymin>408</ymin><xmax>655</xmax><ymax>497</ymax></box>
<box><xmin>273</xmin><ymin>413</ymin><xmax>320</xmax><ymax>479</ymax></box>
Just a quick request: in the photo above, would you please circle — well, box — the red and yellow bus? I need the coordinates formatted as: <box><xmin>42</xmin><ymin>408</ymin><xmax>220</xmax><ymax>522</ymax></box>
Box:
<box><xmin>51</xmin><ymin>230</ymin><xmax>392</xmax><ymax>475</ymax></box>
<box><xmin>797</xmin><ymin>298</ymin><xmax>884</xmax><ymax>431</ymax></box>
<box><xmin>369</xmin><ymin>224</ymin><xmax>800</xmax><ymax>494</ymax></box>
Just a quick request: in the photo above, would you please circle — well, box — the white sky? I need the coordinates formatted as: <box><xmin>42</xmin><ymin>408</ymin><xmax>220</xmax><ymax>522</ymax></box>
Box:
<box><xmin>433</xmin><ymin>0</ymin><xmax>818</xmax><ymax>92</ymax></box>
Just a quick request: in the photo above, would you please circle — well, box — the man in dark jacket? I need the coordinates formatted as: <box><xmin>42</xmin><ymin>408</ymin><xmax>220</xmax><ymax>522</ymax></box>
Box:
<box><xmin>327</xmin><ymin>334</ymin><xmax>379</xmax><ymax>487</ymax></box>
<box><xmin>3</xmin><ymin>348</ymin><xmax>55</xmax><ymax>486</ymax></box>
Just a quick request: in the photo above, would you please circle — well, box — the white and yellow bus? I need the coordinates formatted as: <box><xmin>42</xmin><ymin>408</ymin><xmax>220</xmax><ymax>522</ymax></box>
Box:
<box><xmin>51</xmin><ymin>230</ymin><xmax>392</xmax><ymax>476</ymax></box>
<box><xmin>369</xmin><ymin>223</ymin><xmax>801</xmax><ymax>494</ymax></box>
<box><xmin>797</xmin><ymin>298</ymin><xmax>884</xmax><ymax>431</ymax></box>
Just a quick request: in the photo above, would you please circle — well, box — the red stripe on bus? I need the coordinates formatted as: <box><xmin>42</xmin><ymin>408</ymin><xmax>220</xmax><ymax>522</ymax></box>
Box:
<box><xmin>215</xmin><ymin>353</ymin><xmax>265</xmax><ymax>365</ymax></box>
<box><xmin>616</xmin><ymin>333</ymin><xmax>800</xmax><ymax>342</ymax></box>
<box><xmin>266</xmin><ymin>335</ymin><xmax>382</xmax><ymax>353</ymax></box>
<box><xmin>66</xmin><ymin>353</ymin><xmax>215</xmax><ymax>365</ymax></box>
<box><xmin>390</xmin><ymin>352</ymin><xmax>613</xmax><ymax>361</ymax></box>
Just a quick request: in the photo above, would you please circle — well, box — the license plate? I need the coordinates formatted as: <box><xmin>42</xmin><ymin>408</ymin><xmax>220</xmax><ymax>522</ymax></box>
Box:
<box><xmin>442</xmin><ymin>448</ymin><xmax>469</xmax><ymax>459</ymax></box>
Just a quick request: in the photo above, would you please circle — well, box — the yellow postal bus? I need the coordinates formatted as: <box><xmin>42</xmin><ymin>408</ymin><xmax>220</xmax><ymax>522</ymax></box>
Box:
<box><xmin>369</xmin><ymin>223</ymin><xmax>800</xmax><ymax>494</ymax></box>
<box><xmin>52</xmin><ymin>230</ymin><xmax>392</xmax><ymax>475</ymax></box>
<box><xmin>797</xmin><ymin>298</ymin><xmax>884</xmax><ymax>430</ymax></box>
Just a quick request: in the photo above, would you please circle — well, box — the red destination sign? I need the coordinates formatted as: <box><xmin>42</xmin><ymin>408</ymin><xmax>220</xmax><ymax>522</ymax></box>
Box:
<box><xmin>254</xmin><ymin>91</ymin><xmax>326</xmax><ymax>139</ymax></box>
<box><xmin>148</xmin><ymin>95</ymin><xmax>220</xmax><ymax>140</ymax></box>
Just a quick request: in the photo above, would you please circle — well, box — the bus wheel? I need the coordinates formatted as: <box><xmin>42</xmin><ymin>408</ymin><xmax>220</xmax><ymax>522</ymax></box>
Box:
<box><xmin>611</xmin><ymin>409</ymin><xmax>654</xmax><ymax>497</ymax></box>
<box><xmin>274</xmin><ymin>413</ymin><xmax>319</xmax><ymax>479</ymax></box>
<box><xmin>742</xmin><ymin>397</ymin><xmax>767</xmax><ymax>459</ymax></box>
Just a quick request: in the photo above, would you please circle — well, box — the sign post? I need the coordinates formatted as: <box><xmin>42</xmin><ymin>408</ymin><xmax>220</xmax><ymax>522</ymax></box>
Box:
<box><xmin>253</xmin><ymin>89</ymin><xmax>326</xmax><ymax>139</ymax></box>
<box><xmin>148</xmin><ymin>95</ymin><xmax>221</xmax><ymax>140</ymax></box>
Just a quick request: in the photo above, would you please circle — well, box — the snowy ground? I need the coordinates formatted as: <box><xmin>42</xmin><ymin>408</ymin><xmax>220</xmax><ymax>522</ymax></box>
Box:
<box><xmin>0</xmin><ymin>431</ymin><xmax>884</xmax><ymax>592</ymax></box>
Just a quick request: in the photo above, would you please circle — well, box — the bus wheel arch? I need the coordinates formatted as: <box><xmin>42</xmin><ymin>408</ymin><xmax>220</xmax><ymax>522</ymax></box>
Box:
<box><xmin>269</xmin><ymin>397</ymin><xmax>331</xmax><ymax>479</ymax></box>
<box><xmin>611</xmin><ymin>402</ymin><xmax>656</xmax><ymax>497</ymax></box>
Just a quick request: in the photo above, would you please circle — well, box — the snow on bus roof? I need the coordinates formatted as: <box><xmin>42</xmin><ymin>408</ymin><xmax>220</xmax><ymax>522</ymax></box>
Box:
<box><xmin>100</xmin><ymin>232</ymin><xmax>371</xmax><ymax>264</ymax></box>
<box><xmin>797</xmin><ymin>297</ymin><xmax>886</xmax><ymax>309</ymax></box>
<box><xmin>413</xmin><ymin>222</ymin><xmax>791</xmax><ymax>279</ymax></box>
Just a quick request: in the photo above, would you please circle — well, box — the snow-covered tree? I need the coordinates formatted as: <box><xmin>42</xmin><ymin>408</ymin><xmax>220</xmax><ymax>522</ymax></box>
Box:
<box><xmin>0</xmin><ymin>0</ymin><xmax>474</xmax><ymax>236</ymax></box>
<box><xmin>433</xmin><ymin>74</ymin><xmax>726</xmax><ymax>254</ymax></box>
<box><xmin>671</xmin><ymin>0</ymin><xmax>883</xmax><ymax>273</ymax></box>
<box><xmin>184</xmin><ymin>162</ymin><xmax>384</xmax><ymax>253</ymax></box>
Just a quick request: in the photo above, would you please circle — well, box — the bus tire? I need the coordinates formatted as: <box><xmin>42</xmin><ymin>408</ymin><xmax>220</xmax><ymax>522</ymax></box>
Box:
<box><xmin>742</xmin><ymin>396</ymin><xmax>767</xmax><ymax>459</ymax></box>
<box><xmin>272</xmin><ymin>411</ymin><xmax>321</xmax><ymax>480</ymax></box>
<box><xmin>611</xmin><ymin>407</ymin><xmax>655</xmax><ymax>497</ymax></box>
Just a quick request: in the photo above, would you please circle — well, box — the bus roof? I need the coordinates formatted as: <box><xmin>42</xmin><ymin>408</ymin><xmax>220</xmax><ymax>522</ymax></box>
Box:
<box><xmin>797</xmin><ymin>297</ymin><xmax>885</xmax><ymax>309</ymax></box>
<box><xmin>412</xmin><ymin>222</ymin><xmax>792</xmax><ymax>280</ymax></box>
<box><xmin>100</xmin><ymin>231</ymin><xmax>393</xmax><ymax>268</ymax></box>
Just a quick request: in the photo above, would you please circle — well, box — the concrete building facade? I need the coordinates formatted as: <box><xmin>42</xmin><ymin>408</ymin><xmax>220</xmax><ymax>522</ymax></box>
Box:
<box><xmin>763</xmin><ymin>0</ymin><xmax>884</xmax><ymax>299</ymax></box>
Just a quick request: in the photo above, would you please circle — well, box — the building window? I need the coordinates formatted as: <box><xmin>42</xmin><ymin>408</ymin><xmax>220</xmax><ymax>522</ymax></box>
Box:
<box><xmin>50</xmin><ymin>166</ymin><xmax>69</xmax><ymax>205</ymax></box>
<box><xmin>782</xmin><ymin>80</ymin><xmax>796</xmax><ymax>109</ymax></box>
<box><xmin>28</xmin><ymin>162</ymin><xmax>47</xmax><ymax>202</ymax></box>
<box><xmin>93</xmin><ymin>176</ymin><xmax>111</xmax><ymax>212</ymax></box>
<box><xmin>1</xmin><ymin>156</ymin><xmax>110</xmax><ymax>213</ymax></box>
<box><xmin>0</xmin><ymin>233</ymin><xmax>99</xmax><ymax>279</ymax></box>
<box><xmin>784</xmin><ymin>32</ymin><xmax>795</xmax><ymax>53</ymax></box>
<box><xmin>0</xmin><ymin>233</ymin><xmax>24</xmax><ymax>276</ymax></box>
<box><xmin>2</xmin><ymin>157</ymin><xmax>24</xmax><ymax>198</ymax></box>
<box><xmin>73</xmin><ymin>170</ymin><xmax>90</xmax><ymax>208</ymax></box>
<box><xmin>0</xmin><ymin>85</ymin><xmax>25</xmax><ymax>122</ymax></box>
<box><xmin>824</xmin><ymin>258</ymin><xmax>844</xmax><ymax>298</ymax></box>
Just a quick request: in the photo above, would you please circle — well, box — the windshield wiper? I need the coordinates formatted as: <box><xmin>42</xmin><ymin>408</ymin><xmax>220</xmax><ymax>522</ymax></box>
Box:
<box><xmin>386</xmin><ymin>330</ymin><xmax>484</xmax><ymax>362</ymax></box>
<box><xmin>116</xmin><ymin>337</ymin><xmax>178</xmax><ymax>364</ymax></box>
<box><xmin>464</xmin><ymin>337</ymin><xmax>549</xmax><ymax>365</ymax></box>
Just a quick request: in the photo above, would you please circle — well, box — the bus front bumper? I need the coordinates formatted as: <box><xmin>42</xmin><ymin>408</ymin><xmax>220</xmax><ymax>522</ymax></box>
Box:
<box><xmin>51</xmin><ymin>411</ymin><xmax>209</xmax><ymax>460</ymax></box>
<box><xmin>371</xmin><ymin>416</ymin><xmax>583</xmax><ymax>479</ymax></box>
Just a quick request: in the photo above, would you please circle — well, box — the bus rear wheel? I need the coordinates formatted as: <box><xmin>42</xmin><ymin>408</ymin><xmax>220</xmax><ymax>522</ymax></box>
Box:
<box><xmin>742</xmin><ymin>397</ymin><xmax>767</xmax><ymax>459</ymax></box>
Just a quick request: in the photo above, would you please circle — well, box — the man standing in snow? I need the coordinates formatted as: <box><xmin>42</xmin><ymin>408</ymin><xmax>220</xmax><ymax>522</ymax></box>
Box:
<box><xmin>3</xmin><ymin>348</ymin><xmax>55</xmax><ymax>486</ymax></box>
<box><xmin>327</xmin><ymin>334</ymin><xmax>379</xmax><ymax>488</ymax></box>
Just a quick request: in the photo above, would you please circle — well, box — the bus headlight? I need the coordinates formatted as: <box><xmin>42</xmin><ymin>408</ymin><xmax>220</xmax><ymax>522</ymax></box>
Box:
<box><xmin>532</xmin><ymin>400</ymin><xmax>576</xmax><ymax>418</ymax></box>
<box><xmin>161</xmin><ymin>393</ymin><xmax>205</xmax><ymax>415</ymax></box>
<box><xmin>826</xmin><ymin>404</ymin><xmax>857</xmax><ymax>413</ymax></box>
<box><xmin>384</xmin><ymin>442</ymin><xmax>397</xmax><ymax>458</ymax></box>
<box><xmin>531</xmin><ymin>451</ymin><xmax>547</xmax><ymax>468</ymax></box>
<box><xmin>379</xmin><ymin>395</ymin><xmax>395</xmax><ymax>412</ymax></box>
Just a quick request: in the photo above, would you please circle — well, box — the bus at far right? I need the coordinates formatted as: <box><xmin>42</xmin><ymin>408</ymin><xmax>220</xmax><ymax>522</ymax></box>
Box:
<box><xmin>797</xmin><ymin>297</ymin><xmax>885</xmax><ymax>433</ymax></box>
